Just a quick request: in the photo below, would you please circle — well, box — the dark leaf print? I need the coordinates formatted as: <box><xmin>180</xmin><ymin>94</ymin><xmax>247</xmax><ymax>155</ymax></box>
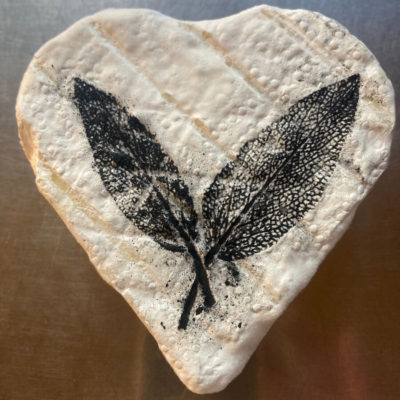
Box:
<box><xmin>73</xmin><ymin>74</ymin><xmax>359</xmax><ymax>330</ymax></box>
<box><xmin>73</xmin><ymin>78</ymin><xmax>215</xmax><ymax>316</ymax></box>
<box><xmin>182</xmin><ymin>74</ymin><xmax>359</xmax><ymax>327</ymax></box>
<box><xmin>202</xmin><ymin>74</ymin><xmax>360</xmax><ymax>263</ymax></box>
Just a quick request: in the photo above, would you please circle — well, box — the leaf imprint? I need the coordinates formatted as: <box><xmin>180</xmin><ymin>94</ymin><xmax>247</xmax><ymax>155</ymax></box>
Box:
<box><xmin>73</xmin><ymin>74</ymin><xmax>359</xmax><ymax>330</ymax></box>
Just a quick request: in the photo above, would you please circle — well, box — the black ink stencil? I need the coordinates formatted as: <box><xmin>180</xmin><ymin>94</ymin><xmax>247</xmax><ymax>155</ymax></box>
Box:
<box><xmin>73</xmin><ymin>74</ymin><xmax>359</xmax><ymax>330</ymax></box>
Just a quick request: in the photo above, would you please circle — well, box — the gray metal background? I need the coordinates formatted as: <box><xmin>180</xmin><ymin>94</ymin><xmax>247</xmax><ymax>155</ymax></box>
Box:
<box><xmin>1</xmin><ymin>1</ymin><xmax>399</xmax><ymax>399</ymax></box>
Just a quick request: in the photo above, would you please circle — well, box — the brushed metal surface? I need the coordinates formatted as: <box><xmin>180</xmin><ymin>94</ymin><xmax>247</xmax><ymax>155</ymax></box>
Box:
<box><xmin>1</xmin><ymin>1</ymin><xmax>399</xmax><ymax>399</ymax></box>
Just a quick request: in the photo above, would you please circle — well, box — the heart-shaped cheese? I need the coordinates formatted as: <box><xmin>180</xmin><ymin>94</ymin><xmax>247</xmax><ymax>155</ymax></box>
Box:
<box><xmin>16</xmin><ymin>5</ymin><xmax>394</xmax><ymax>394</ymax></box>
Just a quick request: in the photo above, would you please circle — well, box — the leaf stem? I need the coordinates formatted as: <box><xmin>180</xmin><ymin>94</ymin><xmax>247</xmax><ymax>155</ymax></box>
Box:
<box><xmin>152</xmin><ymin>187</ymin><xmax>215</xmax><ymax>326</ymax></box>
<box><xmin>185</xmin><ymin>241</ymin><xmax>215</xmax><ymax>308</ymax></box>
<box><xmin>178</xmin><ymin>278</ymin><xmax>198</xmax><ymax>330</ymax></box>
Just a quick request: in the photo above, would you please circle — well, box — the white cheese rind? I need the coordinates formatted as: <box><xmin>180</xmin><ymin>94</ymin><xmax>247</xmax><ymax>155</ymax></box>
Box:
<box><xmin>16</xmin><ymin>5</ymin><xmax>395</xmax><ymax>394</ymax></box>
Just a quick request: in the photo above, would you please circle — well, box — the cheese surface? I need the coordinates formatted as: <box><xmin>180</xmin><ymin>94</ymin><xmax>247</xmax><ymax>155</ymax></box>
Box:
<box><xmin>16</xmin><ymin>5</ymin><xmax>395</xmax><ymax>393</ymax></box>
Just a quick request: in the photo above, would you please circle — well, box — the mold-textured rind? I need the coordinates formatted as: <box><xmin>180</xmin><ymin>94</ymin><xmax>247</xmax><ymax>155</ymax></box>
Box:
<box><xmin>16</xmin><ymin>5</ymin><xmax>395</xmax><ymax>394</ymax></box>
